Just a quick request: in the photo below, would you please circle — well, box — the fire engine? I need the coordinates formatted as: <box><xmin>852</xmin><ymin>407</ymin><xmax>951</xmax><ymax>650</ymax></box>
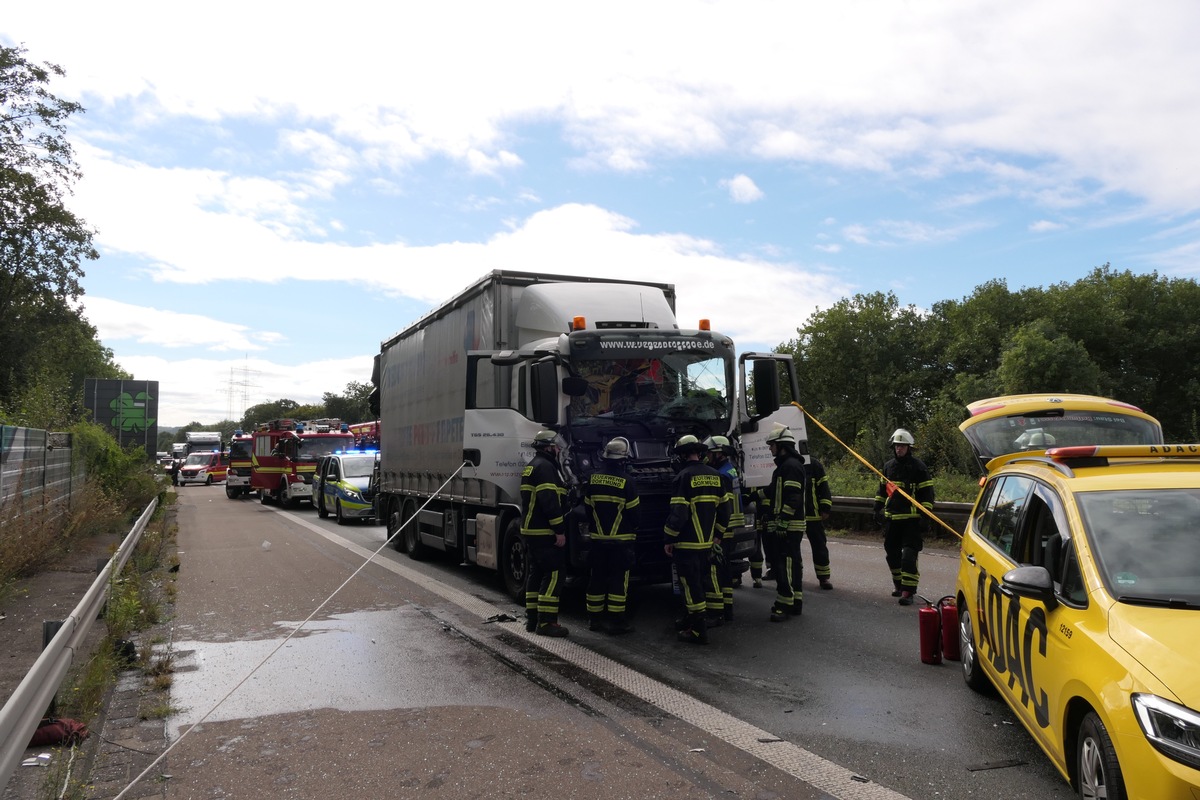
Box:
<box><xmin>225</xmin><ymin>429</ymin><xmax>255</xmax><ymax>499</ymax></box>
<box><xmin>251</xmin><ymin>419</ymin><xmax>356</xmax><ymax>507</ymax></box>
<box><xmin>348</xmin><ymin>420</ymin><xmax>380</xmax><ymax>450</ymax></box>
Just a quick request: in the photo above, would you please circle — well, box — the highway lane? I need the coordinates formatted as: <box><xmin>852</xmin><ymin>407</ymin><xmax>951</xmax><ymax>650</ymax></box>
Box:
<box><xmin>176</xmin><ymin>484</ymin><xmax>1069</xmax><ymax>799</ymax></box>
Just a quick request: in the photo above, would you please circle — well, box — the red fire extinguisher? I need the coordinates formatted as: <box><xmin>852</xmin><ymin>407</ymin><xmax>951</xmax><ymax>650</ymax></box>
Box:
<box><xmin>938</xmin><ymin>596</ymin><xmax>960</xmax><ymax>662</ymax></box>
<box><xmin>917</xmin><ymin>596</ymin><xmax>942</xmax><ymax>665</ymax></box>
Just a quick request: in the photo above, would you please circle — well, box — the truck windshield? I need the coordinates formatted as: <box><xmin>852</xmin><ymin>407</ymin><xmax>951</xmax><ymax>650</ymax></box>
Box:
<box><xmin>297</xmin><ymin>436</ymin><xmax>356</xmax><ymax>460</ymax></box>
<box><xmin>569</xmin><ymin>355</ymin><xmax>729</xmax><ymax>422</ymax></box>
<box><xmin>228</xmin><ymin>441</ymin><xmax>253</xmax><ymax>459</ymax></box>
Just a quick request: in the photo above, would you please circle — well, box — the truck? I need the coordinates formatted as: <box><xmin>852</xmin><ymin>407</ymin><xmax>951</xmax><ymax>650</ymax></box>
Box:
<box><xmin>251</xmin><ymin>418</ymin><xmax>356</xmax><ymax>506</ymax></box>
<box><xmin>224</xmin><ymin>429</ymin><xmax>255</xmax><ymax>499</ymax></box>
<box><xmin>372</xmin><ymin>270</ymin><xmax>807</xmax><ymax>599</ymax></box>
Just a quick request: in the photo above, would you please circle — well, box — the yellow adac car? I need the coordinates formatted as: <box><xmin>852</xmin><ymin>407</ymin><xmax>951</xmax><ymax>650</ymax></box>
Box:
<box><xmin>956</xmin><ymin>395</ymin><xmax>1200</xmax><ymax>799</ymax></box>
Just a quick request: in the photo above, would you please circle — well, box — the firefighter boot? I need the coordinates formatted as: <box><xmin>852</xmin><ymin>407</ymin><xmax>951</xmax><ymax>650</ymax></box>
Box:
<box><xmin>769</xmin><ymin>603</ymin><xmax>789</xmax><ymax>623</ymax></box>
<box><xmin>723</xmin><ymin>604</ymin><xmax>734</xmax><ymax>623</ymax></box>
<box><xmin>898</xmin><ymin>591</ymin><xmax>915</xmax><ymax>606</ymax></box>
<box><xmin>819</xmin><ymin>576</ymin><xmax>833</xmax><ymax>590</ymax></box>
<box><xmin>607</xmin><ymin>613</ymin><xmax>634</xmax><ymax>635</ymax></box>
<box><xmin>537</xmin><ymin>618</ymin><xmax>570</xmax><ymax>637</ymax></box>
<box><xmin>589</xmin><ymin>614</ymin><xmax>609</xmax><ymax>633</ymax></box>
<box><xmin>892</xmin><ymin>582</ymin><xmax>904</xmax><ymax>598</ymax></box>
<box><xmin>525</xmin><ymin>609</ymin><xmax>538</xmax><ymax>633</ymax></box>
<box><xmin>677</xmin><ymin>613</ymin><xmax>709</xmax><ymax>645</ymax></box>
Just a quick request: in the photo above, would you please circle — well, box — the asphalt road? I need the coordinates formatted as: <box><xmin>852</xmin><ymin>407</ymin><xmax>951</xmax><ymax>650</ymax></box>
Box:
<box><xmin>159</xmin><ymin>484</ymin><xmax>1071</xmax><ymax>799</ymax></box>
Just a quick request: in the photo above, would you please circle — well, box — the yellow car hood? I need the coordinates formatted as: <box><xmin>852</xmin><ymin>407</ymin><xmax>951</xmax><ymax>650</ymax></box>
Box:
<box><xmin>1108</xmin><ymin>603</ymin><xmax>1200</xmax><ymax>703</ymax></box>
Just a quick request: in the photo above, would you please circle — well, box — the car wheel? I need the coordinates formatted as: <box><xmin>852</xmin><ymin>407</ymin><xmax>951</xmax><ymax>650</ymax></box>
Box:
<box><xmin>1078</xmin><ymin>711</ymin><xmax>1126</xmax><ymax>800</ymax></box>
<box><xmin>959</xmin><ymin>604</ymin><xmax>992</xmax><ymax>694</ymax></box>
<box><xmin>335</xmin><ymin>499</ymin><xmax>347</xmax><ymax>525</ymax></box>
<box><xmin>500</xmin><ymin>518</ymin><xmax>527</xmax><ymax>602</ymax></box>
<box><xmin>206</xmin><ymin>474</ymin><xmax>213</xmax><ymax>486</ymax></box>
<box><xmin>403</xmin><ymin>499</ymin><xmax>428</xmax><ymax>560</ymax></box>
<box><xmin>317</xmin><ymin>494</ymin><xmax>329</xmax><ymax>519</ymax></box>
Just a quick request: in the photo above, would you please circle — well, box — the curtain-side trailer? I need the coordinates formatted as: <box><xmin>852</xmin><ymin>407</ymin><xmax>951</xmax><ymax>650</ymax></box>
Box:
<box><xmin>373</xmin><ymin>270</ymin><xmax>807</xmax><ymax>599</ymax></box>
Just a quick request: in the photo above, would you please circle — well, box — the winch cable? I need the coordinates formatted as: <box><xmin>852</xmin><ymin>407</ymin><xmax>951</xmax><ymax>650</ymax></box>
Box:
<box><xmin>794</xmin><ymin>403</ymin><xmax>963</xmax><ymax>541</ymax></box>
<box><xmin>112</xmin><ymin>461</ymin><xmax>470</xmax><ymax>800</ymax></box>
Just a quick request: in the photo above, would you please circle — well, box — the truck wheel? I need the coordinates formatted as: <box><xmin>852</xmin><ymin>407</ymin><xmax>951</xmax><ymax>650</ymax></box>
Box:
<box><xmin>386</xmin><ymin>497</ymin><xmax>407</xmax><ymax>552</ymax></box>
<box><xmin>260</xmin><ymin>486</ymin><xmax>271</xmax><ymax>504</ymax></box>
<box><xmin>403</xmin><ymin>499</ymin><xmax>428</xmax><ymax>560</ymax></box>
<box><xmin>317</xmin><ymin>495</ymin><xmax>329</xmax><ymax>519</ymax></box>
<box><xmin>500</xmin><ymin>518</ymin><xmax>527</xmax><ymax>602</ymax></box>
<box><xmin>226</xmin><ymin>486</ymin><xmax>237</xmax><ymax>499</ymax></box>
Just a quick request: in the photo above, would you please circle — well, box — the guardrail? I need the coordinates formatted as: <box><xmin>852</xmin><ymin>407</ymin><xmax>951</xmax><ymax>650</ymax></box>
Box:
<box><xmin>829</xmin><ymin>495</ymin><xmax>973</xmax><ymax>537</ymax></box>
<box><xmin>0</xmin><ymin>498</ymin><xmax>159</xmax><ymax>792</ymax></box>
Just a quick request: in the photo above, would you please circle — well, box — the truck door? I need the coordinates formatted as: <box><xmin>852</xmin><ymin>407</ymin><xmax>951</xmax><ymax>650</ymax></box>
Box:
<box><xmin>462</xmin><ymin>352</ymin><xmax>548</xmax><ymax>502</ymax></box>
<box><xmin>738</xmin><ymin>353</ymin><xmax>808</xmax><ymax>488</ymax></box>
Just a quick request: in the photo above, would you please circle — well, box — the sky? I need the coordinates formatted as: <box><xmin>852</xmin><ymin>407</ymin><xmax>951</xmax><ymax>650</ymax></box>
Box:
<box><xmin>5</xmin><ymin>2</ymin><xmax>1200</xmax><ymax>427</ymax></box>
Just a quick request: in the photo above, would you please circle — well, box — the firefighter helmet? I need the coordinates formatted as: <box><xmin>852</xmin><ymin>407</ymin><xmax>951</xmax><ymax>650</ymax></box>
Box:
<box><xmin>765</xmin><ymin>425</ymin><xmax>796</xmax><ymax>447</ymax></box>
<box><xmin>532</xmin><ymin>429</ymin><xmax>558</xmax><ymax>449</ymax></box>
<box><xmin>889</xmin><ymin>428</ymin><xmax>915</xmax><ymax>446</ymax></box>
<box><xmin>602</xmin><ymin>436</ymin><xmax>631</xmax><ymax>460</ymax></box>
<box><xmin>674</xmin><ymin>434</ymin><xmax>706</xmax><ymax>455</ymax></box>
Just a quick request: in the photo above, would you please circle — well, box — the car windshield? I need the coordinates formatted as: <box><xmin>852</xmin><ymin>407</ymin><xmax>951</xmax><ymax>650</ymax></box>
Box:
<box><xmin>568</xmin><ymin>355</ymin><xmax>729</xmax><ymax>422</ymax></box>
<box><xmin>1076</xmin><ymin>489</ymin><xmax>1200</xmax><ymax>605</ymax></box>
<box><xmin>340</xmin><ymin>455</ymin><xmax>376</xmax><ymax>479</ymax></box>
<box><xmin>183</xmin><ymin>453</ymin><xmax>213</xmax><ymax>466</ymax></box>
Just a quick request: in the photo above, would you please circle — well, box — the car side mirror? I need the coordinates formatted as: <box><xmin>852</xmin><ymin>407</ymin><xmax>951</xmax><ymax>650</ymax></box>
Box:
<box><xmin>1002</xmin><ymin>565</ymin><xmax>1058</xmax><ymax>609</ymax></box>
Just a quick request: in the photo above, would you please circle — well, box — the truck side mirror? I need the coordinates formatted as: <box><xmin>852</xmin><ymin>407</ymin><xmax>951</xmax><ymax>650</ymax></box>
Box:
<box><xmin>530</xmin><ymin>360</ymin><xmax>559</xmax><ymax>425</ymax></box>
<box><xmin>751</xmin><ymin>359</ymin><xmax>781</xmax><ymax>416</ymax></box>
<box><xmin>562</xmin><ymin>376</ymin><xmax>588</xmax><ymax>397</ymax></box>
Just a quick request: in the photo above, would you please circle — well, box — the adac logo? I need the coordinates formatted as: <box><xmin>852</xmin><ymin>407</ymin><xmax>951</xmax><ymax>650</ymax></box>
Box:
<box><xmin>109</xmin><ymin>391</ymin><xmax>156</xmax><ymax>433</ymax></box>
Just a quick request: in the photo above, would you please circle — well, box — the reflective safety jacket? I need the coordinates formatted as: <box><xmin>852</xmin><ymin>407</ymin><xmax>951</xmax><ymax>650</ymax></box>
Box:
<box><xmin>584</xmin><ymin>462</ymin><xmax>641</xmax><ymax>542</ymax></box>
<box><xmin>664</xmin><ymin>459</ymin><xmax>730</xmax><ymax>550</ymax></box>
<box><xmin>769</xmin><ymin>451</ymin><xmax>807</xmax><ymax>534</ymax></box>
<box><xmin>803</xmin><ymin>457</ymin><xmax>833</xmax><ymax>522</ymax></box>
<box><xmin>520</xmin><ymin>451</ymin><xmax>567</xmax><ymax>537</ymax></box>
<box><xmin>874</xmin><ymin>454</ymin><xmax>934</xmax><ymax>521</ymax></box>
<box><xmin>714</xmin><ymin>459</ymin><xmax>745</xmax><ymax>529</ymax></box>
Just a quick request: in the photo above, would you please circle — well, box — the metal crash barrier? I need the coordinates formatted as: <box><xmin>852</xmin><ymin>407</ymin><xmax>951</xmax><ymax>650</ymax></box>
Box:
<box><xmin>0</xmin><ymin>498</ymin><xmax>159</xmax><ymax>792</ymax></box>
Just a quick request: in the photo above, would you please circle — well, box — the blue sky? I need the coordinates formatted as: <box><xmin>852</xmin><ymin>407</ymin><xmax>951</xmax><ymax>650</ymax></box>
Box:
<box><xmin>5</xmin><ymin>2</ymin><xmax>1200</xmax><ymax>426</ymax></box>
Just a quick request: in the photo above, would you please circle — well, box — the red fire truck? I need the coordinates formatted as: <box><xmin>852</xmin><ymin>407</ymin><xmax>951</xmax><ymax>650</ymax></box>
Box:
<box><xmin>348</xmin><ymin>420</ymin><xmax>380</xmax><ymax>450</ymax></box>
<box><xmin>225</xmin><ymin>429</ymin><xmax>255</xmax><ymax>499</ymax></box>
<box><xmin>251</xmin><ymin>419</ymin><xmax>356</xmax><ymax>507</ymax></box>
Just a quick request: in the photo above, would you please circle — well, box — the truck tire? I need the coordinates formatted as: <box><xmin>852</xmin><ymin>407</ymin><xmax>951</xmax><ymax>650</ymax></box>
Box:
<box><xmin>403</xmin><ymin>499</ymin><xmax>428</xmax><ymax>560</ymax></box>
<box><xmin>226</xmin><ymin>486</ymin><xmax>237</xmax><ymax>499</ymax></box>
<box><xmin>500</xmin><ymin>518</ymin><xmax>527</xmax><ymax>602</ymax></box>
<box><xmin>385</xmin><ymin>497</ymin><xmax>406</xmax><ymax>552</ymax></box>
<box><xmin>260</xmin><ymin>486</ymin><xmax>271</xmax><ymax>504</ymax></box>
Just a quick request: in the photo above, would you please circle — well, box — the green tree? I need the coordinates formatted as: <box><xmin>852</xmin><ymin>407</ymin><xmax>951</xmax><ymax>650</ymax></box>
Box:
<box><xmin>322</xmin><ymin>380</ymin><xmax>374</xmax><ymax>423</ymax></box>
<box><xmin>240</xmin><ymin>399</ymin><xmax>300</xmax><ymax>430</ymax></box>
<box><xmin>995</xmin><ymin>319</ymin><xmax>1103</xmax><ymax>395</ymax></box>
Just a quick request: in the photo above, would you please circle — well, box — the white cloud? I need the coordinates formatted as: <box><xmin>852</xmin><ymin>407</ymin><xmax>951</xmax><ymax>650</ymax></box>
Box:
<box><xmin>1029</xmin><ymin>220</ymin><xmax>1067</xmax><ymax>233</ymax></box>
<box><xmin>76</xmin><ymin>297</ymin><xmax>283</xmax><ymax>352</ymax></box>
<box><xmin>721</xmin><ymin>174</ymin><xmax>764</xmax><ymax>204</ymax></box>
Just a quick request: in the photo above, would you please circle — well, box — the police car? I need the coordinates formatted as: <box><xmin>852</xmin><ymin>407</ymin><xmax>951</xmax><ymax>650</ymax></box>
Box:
<box><xmin>313</xmin><ymin>450</ymin><xmax>379</xmax><ymax>525</ymax></box>
<box><xmin>955</xmin><ymin>395</ymin><xmax>1200</xmax><ymax>798</ymax></box>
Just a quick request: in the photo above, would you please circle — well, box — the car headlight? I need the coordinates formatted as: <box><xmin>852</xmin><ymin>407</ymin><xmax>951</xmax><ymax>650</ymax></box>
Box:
<box><xmin>344</xmin><ymin>487</ymin><xmax>362</xmax><ymax>501</ymax></box>
<box><xmin>1133</xmin><ymin>693</ymin><xmax>1200</xmax><ymax>770</ymax></box>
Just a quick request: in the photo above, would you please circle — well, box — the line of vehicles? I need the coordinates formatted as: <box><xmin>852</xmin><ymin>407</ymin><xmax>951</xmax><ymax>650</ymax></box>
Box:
<box><xmin>160</xmin><ymin>271</ymin><xmax>1199</xmax><ymax>798</ymax></box>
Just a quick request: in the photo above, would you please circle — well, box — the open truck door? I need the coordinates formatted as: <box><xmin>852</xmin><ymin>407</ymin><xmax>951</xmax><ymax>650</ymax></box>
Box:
<box><xmin>738</xmin><ymin>352</ymin><xmax>808</xmax><ymax>488</ymax></box>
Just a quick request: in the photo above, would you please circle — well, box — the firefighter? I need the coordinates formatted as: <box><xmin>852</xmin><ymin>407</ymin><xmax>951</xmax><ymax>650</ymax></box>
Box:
<box><xmin>804</xmin><ymin>454</ymin><xmax>835</xmax><ymax>590</ymax></box>
<box><xmin>664</xmin><ymin>434</ymin><xmax>730</xmax><ymax>644</ymax></box>
<box><xmin>583</xmin><ymin>436</ymin><xmax>641</xmax><ymax>634</ymax></box>
<box><xmin>873</xmin><ymin>428</ymin><xmax>935</xmax><ymax>606</ymax></box>
<box><xmin>519</xmin><ymin>429</ymin><xmax>570</xmax><ymax>636</ymax></box>
<box><xmin>704</xmin><ymin>435</ymin><xmax>743</xmax><ymax>622</ymax></box>
<box><xmin>745</xmin><ymin>484</ymin><xmax>769</xmax><ymax>588</ymax></box>
<box><xmin>764</xmin><ymin>424</ymin><xmax>806</xmax><ymax>621</ymax></box>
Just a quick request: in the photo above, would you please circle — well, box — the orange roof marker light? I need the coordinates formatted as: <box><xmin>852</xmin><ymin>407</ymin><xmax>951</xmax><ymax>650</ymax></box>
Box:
<box><xmin>698</xmin><ymin>319</ymin><xmax>711</xmax><ymax>331</ymax></box>
<box><xmin>571</xmin><ymin>315</ymin><xmax>586</xmax><ymax>331</ymax></box>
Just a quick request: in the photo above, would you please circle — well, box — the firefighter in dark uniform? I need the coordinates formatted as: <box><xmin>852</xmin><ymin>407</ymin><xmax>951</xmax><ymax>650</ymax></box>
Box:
<box><xmin>804</xmin><ymin>455</ymin><xmax>835</xmax><ymax>590</ymax></box>
<box><xmin>704</xmin><ymin>435</ymin><xmax>743</xmax><ymax>622</ymax></box>
<box><xmin>746</xmin><ymin>485</ymin><xmax>769</xmax><ymax>588</ymax></box>
<box><xmin>664</xmin><ymin>434</ymin><xmax>730</xmax><ymax>644</ymax></box>
<box><xmin>873</xmin><ymin>428</ymin><xmax>935</xmax><ymax>606</ymax></box>
<box><xmin>764</xmin><ymin>424</ymin><xmax>806</xmax><ymax>621</ymax></box>
<box><xmin>583</xmin><ymin>437</ymin><xmax>641</xmax><ymax>634</ymax></box>
<box><xmin>520</xmin><ymin>429</ymin><xmax>570</xmax><ymax>636</ymax></box>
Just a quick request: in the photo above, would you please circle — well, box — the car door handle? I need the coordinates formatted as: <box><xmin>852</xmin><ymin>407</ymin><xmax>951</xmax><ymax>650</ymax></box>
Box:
<box><xmin>966</xmin><ymin>553</ymin><xmax>977</xmax><ymax>566</ymax></box>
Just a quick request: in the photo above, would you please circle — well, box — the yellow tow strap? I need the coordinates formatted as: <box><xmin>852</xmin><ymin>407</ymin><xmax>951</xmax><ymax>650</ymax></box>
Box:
<box><xmin>794</xmin><ymin>402</ymin><xmax>964</xmax><ymax>541</ymax></box>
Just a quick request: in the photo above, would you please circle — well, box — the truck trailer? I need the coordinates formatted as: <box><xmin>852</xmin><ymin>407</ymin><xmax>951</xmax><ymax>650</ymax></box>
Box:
<box><xmin>372</xmin><ymin>270</ymin><xmax>807</xmax><ymax>599</ymax></box>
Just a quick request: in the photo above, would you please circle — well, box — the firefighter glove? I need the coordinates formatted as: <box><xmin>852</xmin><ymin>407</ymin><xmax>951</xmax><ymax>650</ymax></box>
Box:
<box><xmin>873</xmin><ymin>510</ymin><xmax>885</xmax><ymax>527</ymax></box>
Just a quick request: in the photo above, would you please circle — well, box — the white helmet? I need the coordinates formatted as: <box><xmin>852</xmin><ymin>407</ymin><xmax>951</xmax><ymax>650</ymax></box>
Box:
<box><xmin>674</xmin><ymin>434</ymin><xmax>706</xmax><ymax>455</ymax></box>
<box><xmin>765</xmin><ymin>425</ymin><xmax>796</xmax><ymax>447</ymax></box>
<box><xmin>889</xmin><ymin>428</ymin><xmax>915</xmax><ymax>446</ymax></box>
<box><xmin>532</xmin><ymin>429</ymin><xmax>558</xmax><ymax>449</ymax></box>
<box><xmin>703</xmin><ymin>435</ymin><xmax>731</xmax><ymax>452</ymax></box>
<box><xmin>602</xmin><ymin>437</ymin><xmax>631</xmax><ymax>460</ymax></box>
